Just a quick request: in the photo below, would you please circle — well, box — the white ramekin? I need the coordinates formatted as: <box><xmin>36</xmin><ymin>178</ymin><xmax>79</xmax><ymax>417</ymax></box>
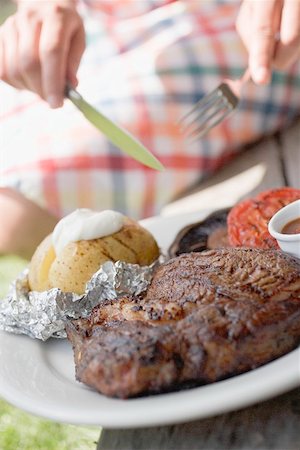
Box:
<box><xmin>268</xmin><ymin>199</ymin><xmax>300</xmax><ymax>259</ymax></box>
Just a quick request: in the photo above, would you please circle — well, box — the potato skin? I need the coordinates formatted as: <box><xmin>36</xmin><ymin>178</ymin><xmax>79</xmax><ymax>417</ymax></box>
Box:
<box><xmin>28</xmin><ymin>217</ymin><xmax>159</xmax><ymax>294</ymax></box>
<box><xmin>28</xmin><ymin>234</ymin><xmax>55</xmax><ymax>292</ymax></box>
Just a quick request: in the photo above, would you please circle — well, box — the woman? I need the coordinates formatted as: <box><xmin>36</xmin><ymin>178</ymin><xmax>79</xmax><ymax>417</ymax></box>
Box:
<box><xmin>1</xmin><ymin>0</ymin><xmax>300</xmax><ymax>258</ymax></box>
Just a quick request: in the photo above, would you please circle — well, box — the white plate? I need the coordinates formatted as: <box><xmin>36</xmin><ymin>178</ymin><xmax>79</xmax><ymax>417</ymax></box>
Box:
<box><xmin>0</xmin><ymin>211</ymin><xmax>300</xmax><ymax>429</ymax></box>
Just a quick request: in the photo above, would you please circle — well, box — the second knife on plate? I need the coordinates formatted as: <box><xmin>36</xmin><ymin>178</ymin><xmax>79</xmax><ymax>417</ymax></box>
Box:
<box><xmin>66</xmin><ymin>85</ymin><xmax>164</xmax><ymax>171</ymax></box>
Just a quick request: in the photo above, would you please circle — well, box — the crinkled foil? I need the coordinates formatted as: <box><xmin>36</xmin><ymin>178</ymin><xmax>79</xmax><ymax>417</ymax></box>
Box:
<box><xmin>0</xmin><ymin>260</ymin><xmax>158</xmax><ymax>341</ymax></box>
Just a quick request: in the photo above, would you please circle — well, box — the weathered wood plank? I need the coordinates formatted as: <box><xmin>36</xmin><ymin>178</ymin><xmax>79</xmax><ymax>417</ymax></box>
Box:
<box><xmin>161</xmin><ymin>135</ymin><xmax>286</xmax><ymax>217</ymax></box>
<box><xmin>98</xmin><ymin>388</ymin><xmax>300</xmax><ymax>450</ymax></box>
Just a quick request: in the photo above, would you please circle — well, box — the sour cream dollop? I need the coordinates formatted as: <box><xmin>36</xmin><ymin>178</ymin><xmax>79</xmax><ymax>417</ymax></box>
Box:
<box><xmin>52</xmin><ymin>209</ymin><xmax>125</xmax><ymax>255</ymax></box>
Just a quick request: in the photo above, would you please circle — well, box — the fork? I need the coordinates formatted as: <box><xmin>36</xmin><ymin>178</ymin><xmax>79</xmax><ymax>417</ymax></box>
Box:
<box><xmin>179</xmin><ymin>68</ymin><xmax>250</xmax><ymax>140</ymax></box>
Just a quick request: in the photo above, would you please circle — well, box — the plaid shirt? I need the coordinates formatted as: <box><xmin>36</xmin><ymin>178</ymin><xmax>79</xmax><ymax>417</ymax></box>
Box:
<box><xmin>1</xmin><ymin>0</ymin><xmax>300</xmax><ymax>219</ymax></box>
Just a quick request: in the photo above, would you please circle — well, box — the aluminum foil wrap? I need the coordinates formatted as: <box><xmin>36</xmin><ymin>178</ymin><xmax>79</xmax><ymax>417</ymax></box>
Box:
<box><xmin>0</xmin><ymin>260</ymin><xmax>158</xmax><ymax>341</ymax></box>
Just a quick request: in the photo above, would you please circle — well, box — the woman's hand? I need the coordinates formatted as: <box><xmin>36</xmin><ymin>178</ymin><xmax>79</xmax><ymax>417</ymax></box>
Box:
<box><xmin>236</xmin><ymin>0</ymin><xmax>300</xmax><ymax>84</ymax></box>
<box><xmin>0</xmin><ymin>0</ymin><xmax>85</xmax><ymax>108</ymax></box>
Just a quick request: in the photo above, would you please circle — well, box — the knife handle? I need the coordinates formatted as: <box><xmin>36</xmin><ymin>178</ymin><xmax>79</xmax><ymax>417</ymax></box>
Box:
<box><xmin>65</xmin><ymin>83</ymin><xmax>82</xmax><ymax>103</ymax></box>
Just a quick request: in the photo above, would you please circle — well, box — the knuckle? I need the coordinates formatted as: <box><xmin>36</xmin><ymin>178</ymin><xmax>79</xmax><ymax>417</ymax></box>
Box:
<box><xmin>52</xmin><ymin>3</ymin><xmax>65</xmax><ymax>14</ymax></box>
<box><xmin>17</xmin><ymin>5</ymin><xmax>41</xmax><ymax>24</ymax></box>
<box><xmin>49</xmin><ymin>3</ymin><xmax>69</xmax><ymax>19</ymax></box>
<box><xmin>21</xmin><ymin>8</ymin><xmax>38</xmax><ymax>21</ymax></box>
<box><xmin>256</xmin><ymin>24</ymin><xmax>275</xmax><ymax>39</ymax></box>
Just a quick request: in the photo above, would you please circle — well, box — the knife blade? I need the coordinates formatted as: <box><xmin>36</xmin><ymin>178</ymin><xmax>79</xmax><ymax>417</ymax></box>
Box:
<box><xmin>66</xmin><ymin>86</ymin><xmax>164</xmax><ymax>171</ymax></box>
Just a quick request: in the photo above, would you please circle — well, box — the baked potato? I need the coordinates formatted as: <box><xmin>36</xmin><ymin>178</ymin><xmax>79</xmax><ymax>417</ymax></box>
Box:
<box><xmin>28</xmin><ymin>217</ymin><xmax>159</xmax><ymax>294</ymax></box>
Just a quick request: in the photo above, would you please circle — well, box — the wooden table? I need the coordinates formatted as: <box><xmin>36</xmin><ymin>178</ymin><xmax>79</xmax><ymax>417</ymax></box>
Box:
<box><xmin>97</xmin><ymin>119</ymin><xmax>300</xmax><ymax>450</ymax></box>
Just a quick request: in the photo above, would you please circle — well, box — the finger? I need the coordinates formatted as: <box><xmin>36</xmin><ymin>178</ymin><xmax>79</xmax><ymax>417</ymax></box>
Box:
<box><xmin>236</xmin><ymin>0</ymin><xmax>252</xmax><ymax>50</ymax></box>
<box><xmin>39</xmin><ymin>16</ymin><xmax>73</xmax><ymax>108</ymax></box>
<box><xmin>16</xmin><ymin>12</ymin><xmax>44</xmax><ymax>98</ymax></box>
<box><xmin>0</xmin><ymin>17</ymin><xmax>24</xmax><ymax>89</ymax></box>
<box><xmin>250</xmin><ymin>0</ymin><xmax>282</xmax><ymax>84</ymax></box>
<box><xmin>274</xmin><ymin>0</ymin><xmax>300</xmax><ymax>69</ymax></box>
<box><xmin>66</xmin><ymin>23</ymin><xmax>85</xmax><ymax>87</ymax></box>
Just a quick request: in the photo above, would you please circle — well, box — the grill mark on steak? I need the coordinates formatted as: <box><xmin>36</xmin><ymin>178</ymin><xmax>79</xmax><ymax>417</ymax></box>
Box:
<box><xmin>66</xmin><ymin>248</ymin><xmax>300</xmax><ymax>398</ymax></box>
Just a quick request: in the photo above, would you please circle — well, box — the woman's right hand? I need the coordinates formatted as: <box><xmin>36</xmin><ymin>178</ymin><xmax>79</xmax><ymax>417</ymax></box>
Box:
<box><xmin>236</xmin><ymin>0</ymin><xmax>300</xmax><ymax>85</ymax></box>
<box><xmin>0</xmin><ymin>0</ymin><xmax>86</xmax><ymax>108</ymax></box>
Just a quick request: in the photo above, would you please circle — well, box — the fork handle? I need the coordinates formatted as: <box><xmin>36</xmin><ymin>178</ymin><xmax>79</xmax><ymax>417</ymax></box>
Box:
<box><xmin>226</xmin><ymin>68</ymin><xmax>251</xmax><ymax>97</ymax></box>
<box><xmin>241</xmin><ymin>68</ymin><xmax>251</xmax><ymax>84</ymax></box>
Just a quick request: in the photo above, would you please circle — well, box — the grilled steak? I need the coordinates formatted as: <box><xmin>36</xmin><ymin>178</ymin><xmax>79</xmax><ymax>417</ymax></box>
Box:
<box><xmin>66</xmin><ymin>248</ymin><xmax>300</xmax><ymax>398</ymax></box>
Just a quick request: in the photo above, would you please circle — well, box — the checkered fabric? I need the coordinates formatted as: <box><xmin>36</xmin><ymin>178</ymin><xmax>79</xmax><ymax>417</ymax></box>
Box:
<box><xmin>1</xmin><ymin>0</ymin><xmax>300</xmax><ymax>220</ymax></box>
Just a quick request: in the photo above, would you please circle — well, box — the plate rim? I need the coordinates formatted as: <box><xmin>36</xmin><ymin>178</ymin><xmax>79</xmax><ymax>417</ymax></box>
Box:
<box><xmin>0</xmin><ymin>335</ymin><xmax>299</xmax><ymax>428</ymax></box>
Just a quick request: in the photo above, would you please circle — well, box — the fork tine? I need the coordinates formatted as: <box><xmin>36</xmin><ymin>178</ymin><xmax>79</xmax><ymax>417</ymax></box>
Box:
<box><xmin>186</xmin><ymin>108</ymin><xmax>232</xmax><ymax>141</ymax></box>
<box><xmin>178</xmin><ymin>87</ymin><xmax>221</xmax><ymax>125</ymax></box>
<box><xmin>181</xmin><ymin>96</ymin><xmax>225</xmax><ymax>134</ymax></box>
<box><xmin>181</xmin><ymin>94</ymin><xmax>234</xmax><ymax>138</ymax></box>
<box><xmin>180</xmin><ymin>84</ymin><xmax>236</xmax><ymax>128</ymax></box>
<box><xmin>178</xmin><ymin>75</ymin><xmax>245</xmax><ymax>140</ymax></box>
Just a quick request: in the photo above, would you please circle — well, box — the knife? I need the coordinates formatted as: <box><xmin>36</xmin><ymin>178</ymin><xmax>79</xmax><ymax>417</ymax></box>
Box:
<box><xmin>66</xmin><ymin>85</ymin><xmax>164</xmax><ymax>171</ymax></box>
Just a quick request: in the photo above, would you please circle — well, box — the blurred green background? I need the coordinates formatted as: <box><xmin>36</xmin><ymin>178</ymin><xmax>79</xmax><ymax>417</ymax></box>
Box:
<box><xmin>1</xmin><ymin>0</ymin><xmax>15</xmax><ymax>19</ymax></box>
<box><xmin>0</xmin><ymin>1</ymin><xmax>100</xmax><ymax>448</ymax></box>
